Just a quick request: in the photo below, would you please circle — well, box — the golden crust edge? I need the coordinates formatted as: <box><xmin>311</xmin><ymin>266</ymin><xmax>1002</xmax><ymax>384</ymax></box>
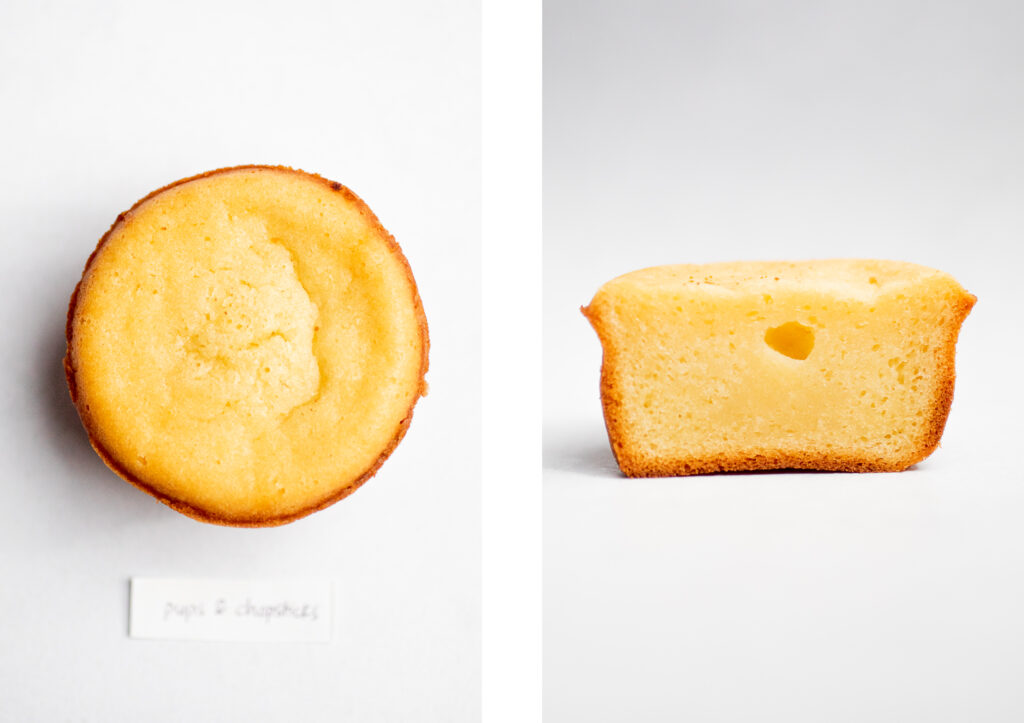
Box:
<box><xmin>65</xmin><ymin>164</ymin><xmax>430</xmax><ymax>527</ymax></box>
<box><xmin>581</xmin><ymin>287</ymin><xmax>976</xmax><ymax>478</ymax></box>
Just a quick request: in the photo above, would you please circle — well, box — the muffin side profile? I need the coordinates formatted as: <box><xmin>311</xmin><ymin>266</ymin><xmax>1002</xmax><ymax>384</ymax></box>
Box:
<box><xmin>582</xmin><ymin>259</ymin><xmax>974</xmax><ymax>477</ymax></box>
<box><xmin>65</xmin><ymin>166</ymin><xmax>429</xmax><ymax>526</ymax></box>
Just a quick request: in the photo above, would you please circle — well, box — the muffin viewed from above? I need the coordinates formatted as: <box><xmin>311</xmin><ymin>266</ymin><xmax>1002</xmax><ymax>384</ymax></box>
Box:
<box><xmin>65</xmin><ymin>166</ymin><xmax>429</xmax><ymax>526</ymax></box>
<box><xmin>583</xmin><ymin>259</ymin><xmax>974</xmax><ymax>477</ymax></box>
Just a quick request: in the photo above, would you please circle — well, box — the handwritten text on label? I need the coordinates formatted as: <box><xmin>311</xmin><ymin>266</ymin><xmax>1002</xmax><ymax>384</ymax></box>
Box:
<box><xmin>130</xmin><ymin>578</ymin><xmax>333</xmax><ymax>642</ymax></box>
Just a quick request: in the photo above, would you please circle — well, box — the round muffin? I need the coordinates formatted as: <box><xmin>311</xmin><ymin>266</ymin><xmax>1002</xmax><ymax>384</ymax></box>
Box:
<box><xmin>65</xmin><ymin>166</ymin><xmax>429</xmax><ymax>526</ymax></box>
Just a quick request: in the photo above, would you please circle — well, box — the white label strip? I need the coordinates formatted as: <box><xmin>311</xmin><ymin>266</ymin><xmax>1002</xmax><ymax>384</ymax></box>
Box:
<box><xmin>129</xmin><ymin>577</ymin><xmax>333</xmax><ymax>643</ymax></box>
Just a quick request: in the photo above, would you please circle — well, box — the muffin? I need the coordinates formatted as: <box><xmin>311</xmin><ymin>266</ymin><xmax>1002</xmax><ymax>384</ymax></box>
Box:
<box><xmin>65</xmin><ymin>165</ymin><xmax>429</xmax><ymax>526</ymax></box>
<box><xmin>582</xmin><ymin>259</ymin><xmax>974</xmax><ymax>476</ymax></box>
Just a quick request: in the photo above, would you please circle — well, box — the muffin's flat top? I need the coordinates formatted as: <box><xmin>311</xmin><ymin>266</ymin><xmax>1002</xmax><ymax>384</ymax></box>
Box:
<box><xmin>594</xmin><ymin>259</ymin><xmax>967</xmax><ymax>301</ymax></box>
<box><xmin>68</xmin><ymin>167</ymin><xmax>427</xmax><ymax>524</ymax></box>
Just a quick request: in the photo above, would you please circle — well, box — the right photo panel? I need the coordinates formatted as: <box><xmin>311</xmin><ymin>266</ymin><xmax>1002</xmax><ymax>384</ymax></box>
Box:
<box><xmin>544</xmin><ymin>1</ymin><xmax>1024</xmax><ymax>721</ymax></box>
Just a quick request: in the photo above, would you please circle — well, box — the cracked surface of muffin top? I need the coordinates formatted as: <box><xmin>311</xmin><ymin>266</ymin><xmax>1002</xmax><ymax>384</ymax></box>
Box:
<box><xmin>66</xmin><ymin>166</ymin><xmax>428</xmax><ymax>525</ymax></box>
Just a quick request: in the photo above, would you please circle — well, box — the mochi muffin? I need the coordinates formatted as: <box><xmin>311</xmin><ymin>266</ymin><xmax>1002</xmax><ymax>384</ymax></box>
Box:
<box><xmin>66</xmin><ymin>166</ymin><xmax>429</xmax><ymax>525</ymax></box>
<box><xmin>583</xmin><ymin>259</ymin><xmax>974</xmax><ymax>476</ymax></box>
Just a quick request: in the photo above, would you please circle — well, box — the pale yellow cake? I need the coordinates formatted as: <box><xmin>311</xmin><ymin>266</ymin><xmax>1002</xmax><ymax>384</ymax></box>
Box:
<box><xmin>582</xmin><ymin>260</ymin><xmax>974</xmax><ymax>476</ymax></box>
<box><xmin>65</xmin><ymin>166</ymin><xmax>428</xmax><ymax>525</ymax></box>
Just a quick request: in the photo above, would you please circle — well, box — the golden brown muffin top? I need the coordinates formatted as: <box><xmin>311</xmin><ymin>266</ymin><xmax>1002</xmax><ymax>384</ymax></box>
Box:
<box><xmin>67</xmin><ymin>166</ymin><xmax>428</xmax><ymax>525</ymax></box>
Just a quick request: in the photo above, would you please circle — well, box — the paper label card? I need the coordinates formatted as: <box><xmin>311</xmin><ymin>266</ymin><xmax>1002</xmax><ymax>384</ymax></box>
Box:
<box><xmin>129</xmin><ymin>577</ymin><xmax>333</xmax><ymax>643</ymax></box>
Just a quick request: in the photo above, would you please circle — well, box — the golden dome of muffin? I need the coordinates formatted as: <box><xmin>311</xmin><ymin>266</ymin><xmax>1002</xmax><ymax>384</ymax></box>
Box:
<box><xmin>65</xmin><ymin>166</ymin><xmax>428</xmax><ymax>526</ymax></box>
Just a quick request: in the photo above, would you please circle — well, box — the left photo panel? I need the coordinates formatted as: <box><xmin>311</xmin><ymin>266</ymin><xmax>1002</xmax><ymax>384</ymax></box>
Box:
<box><xmin>0</xmin><ymin>0</ymin><xmax>480</xmax><ymax>720</ymax></box>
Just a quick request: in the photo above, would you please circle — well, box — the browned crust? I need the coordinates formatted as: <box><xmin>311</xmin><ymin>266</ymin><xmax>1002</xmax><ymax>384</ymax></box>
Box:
<box><xmin>65</xmin><ymin>165</ymin><xmax>430</xmax><ymax>527</ymax></box>
<box><xmin>581</xmin><ymin>288</ymin><xmax>976</xmax><ymax>478</ymax></box>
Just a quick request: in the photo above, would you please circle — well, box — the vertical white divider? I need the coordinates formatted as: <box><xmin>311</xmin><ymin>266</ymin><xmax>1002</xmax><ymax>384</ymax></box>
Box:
<box><xmin>481</xmin><ymin>0</ymin><xmax>543</xmax><ymax>720</ymax></box>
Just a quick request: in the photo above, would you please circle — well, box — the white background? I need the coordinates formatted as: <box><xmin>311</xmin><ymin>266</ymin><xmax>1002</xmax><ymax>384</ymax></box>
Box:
<box><xmin>545</xmin><ymin>1</ymin><xmax>1024</xmax><ymax>721</ymax></box>
<box><xmin>0</xmin><ymin>1</ymin><xmax>479</xmax><ymax>720</ymax></box>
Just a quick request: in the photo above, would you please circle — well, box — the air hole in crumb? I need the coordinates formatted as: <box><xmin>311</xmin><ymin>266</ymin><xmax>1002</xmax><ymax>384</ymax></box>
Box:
<box><xmin>764</xmin><ymin>321</ymin><xmax>814</xmax><ymax>360</ymax></box>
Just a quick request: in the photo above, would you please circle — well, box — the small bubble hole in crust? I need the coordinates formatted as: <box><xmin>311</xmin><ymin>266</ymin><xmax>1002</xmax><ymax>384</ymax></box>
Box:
<box><xmin>764</xmin><ymin>321</ymin><xmax>815</xmax><ymax>360</ymax></box>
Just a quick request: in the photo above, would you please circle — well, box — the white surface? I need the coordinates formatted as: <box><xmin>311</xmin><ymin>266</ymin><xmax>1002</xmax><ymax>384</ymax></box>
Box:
<box><xmin>0</xmin><ymin>1</ymin><xmax>479</xmax><ymax>720</ymax></box>
<box><xmin>129</xmin><ymin>578</ymin><xmax>332</xmax><ymax>642</ymax></box>
<box><xmin>544</xmin><ymin>1</ymin><xmax>1024</xmax><ymax>721</ymax></box>
<box><xmin>481</xmin><ymin>0</ymin><xmax>544</xmax><ymax>721</ymax></box>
